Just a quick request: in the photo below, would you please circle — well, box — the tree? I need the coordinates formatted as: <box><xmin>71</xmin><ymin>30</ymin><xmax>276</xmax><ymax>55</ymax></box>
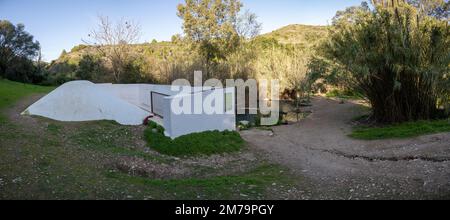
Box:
<box><xmin>177</xmin><ymin>0</ymin><xmax>243</xmax><ymax>78</ymax></box>
<box><xmin>236</xmin><ymin>10</ymin><xmax>262</xmax><ymax>39</ymax></box>
<box><xmin>256</xmin><ymin>43</ymin><xmax>311</xmax><ymax>98</ymax></box>
<box><xmin>323</xmin><ymin>2</ymin><xmax>449</xmax><ymax>123</ymax></box>
<box><xmin>371</xmin><ymin>0</ymin><xmax>449</xmax><ymax>19</ymax></box>
<box><xmin>84</xmin><ymin>16</ymin><xmax>141</xmax><ymax>83</ymax></box>
<box><xmin>75</xmin><ymin>54</ymin><xmax>103</xmax><ymax>81</ymax></box>
<box><xmin>0</xmin><ymin>20</ymin><xmax>40</xmax><ymax>82</ymax></box>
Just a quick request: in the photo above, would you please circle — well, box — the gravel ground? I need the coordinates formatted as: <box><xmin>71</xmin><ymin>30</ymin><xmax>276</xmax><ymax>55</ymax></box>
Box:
<box><xmin>240</xmin><ymin>97</ymin><xmax>450</xmax><ymax>200</ymax></box>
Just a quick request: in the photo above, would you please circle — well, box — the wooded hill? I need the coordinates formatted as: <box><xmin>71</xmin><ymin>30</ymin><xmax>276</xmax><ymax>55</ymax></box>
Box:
<box><xmin>46</xmin><ymin>24</ymin><xmax>328</xmax><ymax>86</ymax></box>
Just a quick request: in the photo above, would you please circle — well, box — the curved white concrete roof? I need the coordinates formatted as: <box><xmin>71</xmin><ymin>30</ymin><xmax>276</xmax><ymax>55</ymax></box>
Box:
<box><xmin>22</xmin><ymin>81</ymin><xmax>150</xmax><ymax>125</ymax></box>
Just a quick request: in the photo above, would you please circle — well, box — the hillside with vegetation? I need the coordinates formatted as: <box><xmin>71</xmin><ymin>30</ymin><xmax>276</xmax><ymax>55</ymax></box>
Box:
<box><xmin>257</xmin><ymin>24</ymin><xmax>328</xmax><ymax>46</ymax></box>
<box><xmin>46</xmin><ymin>41</ymin><xmax>182</xmax><ymax>84</ymax></box>
<box><xmin>50</xmin><ymin>24</ymin><xmax>328</xmax><ymax>68</ymax></box>
<box><xmin>45</xmin><ymin>24</ymin><xmax>328</xmax><ymax>100</ymax></box>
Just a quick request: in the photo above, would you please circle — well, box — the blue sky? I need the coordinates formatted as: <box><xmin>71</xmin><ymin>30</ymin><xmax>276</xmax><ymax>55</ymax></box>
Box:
<box><xmin>0</xmin><ymin>0</ymin><xmax>364</xmax><ymax>61</ymax></box>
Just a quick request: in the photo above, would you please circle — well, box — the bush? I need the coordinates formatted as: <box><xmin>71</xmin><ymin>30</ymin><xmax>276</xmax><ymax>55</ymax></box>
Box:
<box><xmin>323</xmin><ymin>3</ymin><xmax>450</xmax><ymax>123</ymax></box>
<box><xmin>75</xmin><ymin>54</ymin><xmax>104</xmax><ymax>81</ymax></box>
<box><xmin>144</xmin><ymin>122</ymin><xmax>244</xmax><ymax>157</ymax></box>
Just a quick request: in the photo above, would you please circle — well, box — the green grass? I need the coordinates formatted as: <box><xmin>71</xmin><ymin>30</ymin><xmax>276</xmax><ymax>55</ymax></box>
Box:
<box><xmin>47</xmin><ymin>123</ymin><xmax>62</xmax><ymax>134</ymax></box>
<box><xmin>350</xmin><ymin>119</ymin><xmax>450</xmax><ymax>140</ymax></box>
<box><xmin>145</xmin><ymin>122</ymin><xmax>245</xmax><ymax>157</ymax></box>
<box><xmin>0</xmin><ymin>79</ymin><xmax>54</xmax><ymax>122</ymax></box>
<box><xmin>0</xmin><ymin>79</ymin><xmax>298</xmax><ymax>200</ymax></box>
<box><xmin>0</xmin><ymin>79</ymin><xmax>54</xmax><ymax>109</ymax></box>
<box><xmin>1</xmin><ymin>116</ymin><xmax>293</xmax><ymax>199</ymax></box>
<box><xmin>326</xmin><ymin>89</ymin><xmax>364</xmax><ymax>100</ymax></box>
<box><xmin>69</xmin><ymin>120</ymin><xmax>171</xmax><ymax>163</ymax></box>
<box><xmin>105</xmin><ymin>164</ymin><xmax>292</xmax><ymax>200</ymax></box>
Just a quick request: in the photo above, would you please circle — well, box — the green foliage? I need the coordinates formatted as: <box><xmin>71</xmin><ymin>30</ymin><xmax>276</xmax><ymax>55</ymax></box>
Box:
<box><xmin>326</xmin><ymin>89</ymin><xmax>364</xmax><ymax>100</ymax></box>
<box><xmin>350</xmin><ymin>119</ymin><xmax>450</xmax><ymax>140</ymax></box>
<box><xmin>147</xmin><ymin>121</ymin><xmax>165</xmax><ymax>134</ymax></box>
<box><xmin>144</xmin><ymin>121</ymin><xmax>244</xmax><ymax>157</ymax></box>
<box><xmin>0</xmin><ymin>20</ymin><xmax>42</xmax><ymax>83</ymax></box>
<box><xmin>0</xmin><ymin>79</ymin><xmax>54</xmax><ymax>122</ymax></box>
<box><xmin>69</xmin><ymin>120</ymin><xmax>168</xmax><ymax>162</ymax></box>
<box><xmin>75</xmin><ymin>54</ymin><xmax>104</xmax><ymax>81</ymax></box>
<box><xmin>120</xmin><ymin>60</ymin><xmax>146</xmax><ymax>83</ymax></box>
<box><xmin>322</xmin><ymin>2</ymin><xmax>450</xmax><ymax>123</ymax></box>
<box><xmin>177</xmin><ymin>0</ymin><xmax>243</xmax><ymax>77</ymax></box>
<box><xmin>106</xmin><ymin>164</ymin><xmax>292</xmax><ymax>200</ymax></box>
<box><xmin>0</xmin><ymin>79</ymin><xmax>54</xmax><ymax>109</ymax></box>
<box><xmin>255</xmin><ymin>25</ymin><xmax>328</xmax><ymax>96</ymax></box>
<box><xmin>0</xmin><ymin>92</ymin><xmax>292</xmax><ymax>199</ymax></box>
<box><xmin>48</xmin><ymin>23</ymin><xmax>327</xmax><ymax>91</ymax></box>
<box><xmin>258</xmin><ymin>24</ymin><xmax>328</xmax><ymax>46</ymax></box>
<box><xmin>70</xmin><ymin>44</ymin><xmax>89</xmax><ymax>53</ymax></box>
<box><xmin>255</xmin><ymin>44</ymin><xmax>311</xmax><ymax>96</ymax></box>
<box><xmin>46</xmin><ymin>123</ymin><xmax>62</xmax><ymax>134</ymax></box>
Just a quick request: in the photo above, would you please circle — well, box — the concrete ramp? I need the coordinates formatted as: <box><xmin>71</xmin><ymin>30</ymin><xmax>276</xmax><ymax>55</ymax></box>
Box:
<box><xmin>22</xmin><ymin>81</ymin><xmax>150</xmax><ymax>125</ymax></box>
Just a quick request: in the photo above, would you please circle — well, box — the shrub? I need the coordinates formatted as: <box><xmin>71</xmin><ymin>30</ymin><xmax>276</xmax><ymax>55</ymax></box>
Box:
<box><xmin>144</xmin><ymin>121</ymin><xmax>244</xmax><ymax>157</ymax></box>
<box><xmin>322</xmin><ymin>2</ymin><xmax>450</xmax><ymax>123</ymax></box>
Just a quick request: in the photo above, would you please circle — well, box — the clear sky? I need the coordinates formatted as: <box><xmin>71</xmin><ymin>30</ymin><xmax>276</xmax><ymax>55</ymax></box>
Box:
<box><xmin>0</xmin><ymin>0</ymin><xmax>364</xmax><ymax>61</ymax></box>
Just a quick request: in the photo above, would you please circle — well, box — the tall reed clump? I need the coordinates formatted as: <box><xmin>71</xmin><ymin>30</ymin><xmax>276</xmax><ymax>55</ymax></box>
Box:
<box><xmin>323</xmin><ymin>1</ymin><xmax>449</xmax><ymax>123</ymax></box>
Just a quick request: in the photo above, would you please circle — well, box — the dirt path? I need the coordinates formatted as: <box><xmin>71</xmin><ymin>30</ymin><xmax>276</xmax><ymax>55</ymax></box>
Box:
<box><xmin>241</xmin><ymin>97</ymin><xmax>450</xmax><ymax>199</ymax></box>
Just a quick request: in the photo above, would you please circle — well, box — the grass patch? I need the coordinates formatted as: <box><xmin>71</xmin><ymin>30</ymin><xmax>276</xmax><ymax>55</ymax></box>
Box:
<box><xmin>0</xmin><ymin>79</ymin><xmax>54</xmax><ymax>109</ymax></box>
<box><xmin>0</xmin><ymin>79</ymin><xmax>54</xmax><ymax>123</ymax></box>
<box><xmin>70</xmin><ymin>121</ymin><xmax>170</xmax><ymax>163</ymax></box>
<box><xmin>350</xmin><ymin>119</ymin><xmax>450</xmax><ymax>140</ymax></box>
<box><xmin>47</xmin><ymin>123</ymin><xmax>62</xmax><ymax>134</ymax></box>
<box><xmin>106</xmin><ymin>164</ymin><xmax>292</xmax><ymax>199</ymax></box>
<box><xmin>0</xmin><ymin>79</ymin><xmax>295</xmax><ymax>200</ymax></box>
<box><xmin>145</xmin><ymin>122</ymin><xmax>244</xmax><ymax>157</ymax></box>
<box><xmin>326</xmin><ymin>89</ymin><xmax>364</xmax><ymax>100</ymax></box>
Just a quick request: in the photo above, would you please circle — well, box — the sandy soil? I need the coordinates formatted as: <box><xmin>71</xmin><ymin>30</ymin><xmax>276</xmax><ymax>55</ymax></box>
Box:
<box><xmin>241</xmin><ymin>97</ymin><xmax>450</xmax><ymax>199</ymax></box>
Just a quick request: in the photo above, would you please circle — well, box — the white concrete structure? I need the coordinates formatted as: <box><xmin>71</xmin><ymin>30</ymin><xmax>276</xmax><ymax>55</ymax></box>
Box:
<box><xmin>23</xmin><ymin>80</ymin><xmax>236</xmax><ymax>139</ymax></box>
<box><xmin>163</xmin><ymin>87</ymin><xmax>236</xmax><ymax>138</ymax></box>
<box><xmin>22</xmin><ymin>81</ymin><xmax>149</xmax><ymax>125</ymax></box>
